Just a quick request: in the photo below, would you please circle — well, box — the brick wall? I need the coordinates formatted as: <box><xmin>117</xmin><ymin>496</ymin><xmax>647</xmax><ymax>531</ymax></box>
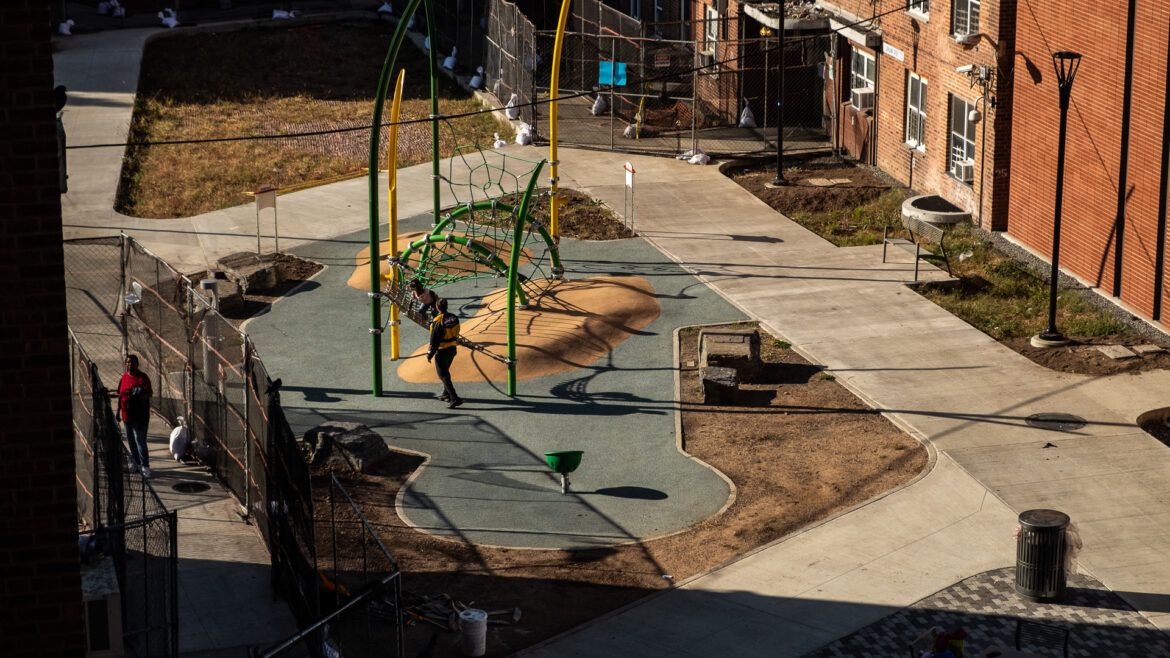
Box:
<box><xmin>1008</xmin><ymin>1</ymin><xmax>1169</xmax><ymax>324</ymax></box>
<box><xmin>0</xmin><ymin>2</ymin><xmax>86</xmax><ymax>655</ymax></box>
<box><xmin>822</xmin><ymin>0</ymin><xmax>1010</xmax><ymax>229</ymax></box>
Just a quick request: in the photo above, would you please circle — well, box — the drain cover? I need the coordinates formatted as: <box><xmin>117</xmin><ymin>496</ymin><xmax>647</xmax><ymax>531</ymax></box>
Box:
<box><xmin>1025</xmin><ymin>413</ymin><xmax>1087</xmax><ymax>432</ymax></box>
<box><xmin>172</xmin><ymin>481</ymin><xmax>211</xmax><ymax>493</ymax></box>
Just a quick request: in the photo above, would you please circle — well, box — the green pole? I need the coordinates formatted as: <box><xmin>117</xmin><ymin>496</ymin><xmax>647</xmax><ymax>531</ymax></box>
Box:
<box><xmin>425</xmin><ymin>1</ymin><xmax>440</xmax><ymax>229</ymax></box>
<box><xmin>507</xmin><ymin>161</ymin><xmax>546</xmax><ymax>396</ymax></box>
<box><xmin>368</xmin><ymin>0</ymin><xmax>424</xmax><ymax>396</ymax></box>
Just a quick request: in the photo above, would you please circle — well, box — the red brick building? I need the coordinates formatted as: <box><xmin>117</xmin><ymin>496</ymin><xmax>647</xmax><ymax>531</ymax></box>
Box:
<box><xmin>818</xmin><ymin>0</ymin><xmax>1015</xmax><ymax>230</ymax></box>
<box><xmin>1008</xmin><ymin>1</ymin><xmax>1170</xmax><ymax>327</ymax></box>
<box><xmin>0</xmin><ymin>1</ymin><xmax>87</xmax><ymax>655</ymax></box>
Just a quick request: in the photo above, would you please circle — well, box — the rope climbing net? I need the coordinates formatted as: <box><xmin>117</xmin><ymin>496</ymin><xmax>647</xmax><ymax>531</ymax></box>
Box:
<box><xmin>379</xmin><ymin>119</ymin><xmax>563</xmax><ymax>362</ymax></box>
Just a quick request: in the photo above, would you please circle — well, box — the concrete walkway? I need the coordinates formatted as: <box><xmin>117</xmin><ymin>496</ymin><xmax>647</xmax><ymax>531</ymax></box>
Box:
<box><xmin>55</xmin><ymin>19</ymin><xmax>1170</xmax><ymax>658</ymax></box>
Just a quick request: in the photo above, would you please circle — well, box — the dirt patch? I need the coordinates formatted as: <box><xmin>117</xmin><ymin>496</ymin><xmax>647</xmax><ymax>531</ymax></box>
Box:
<box><xmin>1005</xmin><ymin>334</ymin><xmax>1170</xmax><ymax>375</ymax></box>
<box><xmin>316</xmin><ymin>322</ymin><xmax>926</xmax><ymax>657</ymax></box>
<box><xmin>200</xmin><ymin>253</ymin><xmax>322</xmax><ymax>326</ymax></box>
<box><xmin>725</xmin><ymin>153</ymin><xmax>895</xmax><ymax>216</ymax></box>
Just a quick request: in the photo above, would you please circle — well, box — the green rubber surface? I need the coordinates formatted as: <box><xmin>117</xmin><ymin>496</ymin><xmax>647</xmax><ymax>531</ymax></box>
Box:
<box><xmin>245</xmin><ymin>215</ymin><xmax>746</xmax><ymax>548</ymax></box>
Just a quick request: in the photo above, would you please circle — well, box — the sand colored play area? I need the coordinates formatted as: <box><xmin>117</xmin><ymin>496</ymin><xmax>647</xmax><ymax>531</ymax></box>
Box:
<box><xmin>396</xmin><ymin>276</ymin><xmax>660</xmax><ymax>382</ymax></box>
<box><xmin>346</xmin><ymin>231</ymin><xmax>533</xmax><ymax>290</ymax></box>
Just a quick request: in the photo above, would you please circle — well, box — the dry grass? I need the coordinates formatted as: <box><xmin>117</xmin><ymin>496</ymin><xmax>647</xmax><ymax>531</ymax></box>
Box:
<box><xmin>117</xmin><ymin>21</ymin><xmax>509</xmax><ymax>218</ymax></box>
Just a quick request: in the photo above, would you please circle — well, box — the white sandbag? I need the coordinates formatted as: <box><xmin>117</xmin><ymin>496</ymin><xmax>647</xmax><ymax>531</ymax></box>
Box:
<box><xmin>505</xmin><ymin>93</ymin><xmax>520</xmax><ymax>120</ymax></box>
<box><xmin>623</xmin><ymin>124</ymin><xmax>636</xmax><ymax>139</ymax></box>
<box><xmin>591</xmin><ymin>95</ymin><xmax>607</xmax><ymax>116</ymax></box>
<box><xmin>688</xmin><ymin>152</ymin><xmax>711</xmax><ymax>165</ymax></box>
<box><xmin>738</xmin><ymin>107</ymin><xmax>757</xmax><ymax>128</ymax></box>
<box><xmin>515</xmin><ymin>123</ymin><xmax>533</xmax><ymax>145</ymax></box>
<box><xmin>169</xmin><ymin>417</ymin><xmax>189</xmax><ymax>461</ymax></box>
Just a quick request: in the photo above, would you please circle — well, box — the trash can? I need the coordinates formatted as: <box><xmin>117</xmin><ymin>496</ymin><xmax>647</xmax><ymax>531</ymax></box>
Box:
<box><xmin>1015</xmin><ymin>509</ymin><xmax>1070</xmax><ymax>602</ymax></box>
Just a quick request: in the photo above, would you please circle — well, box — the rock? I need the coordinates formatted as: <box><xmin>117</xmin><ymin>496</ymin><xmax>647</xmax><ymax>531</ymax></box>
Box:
<box><xmin>700</xmin><ymin>328</ymin><xmax>762</xmax><ymax>380</ymax></box>
<box><xmin>304</xmin><ymin>422</ymin><xmax>390</xmax><ymax>473</ymax></box>
<box><xmin>701</xmin><ymin>366</ymin><xmax>738</xmax><ymax>405</ymax></box>
<box><xmin>217</xmin><ymin>252</ymin><xmax>283</xmax><ymax>295</ymax></box>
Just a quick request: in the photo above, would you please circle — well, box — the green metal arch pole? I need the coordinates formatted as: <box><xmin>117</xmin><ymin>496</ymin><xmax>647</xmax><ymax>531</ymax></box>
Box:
<box><xmin>367</xmin><ymin>0</ymin><xmax>426</xmax><ymax>396</ymax></box>
<box><xmin>425</xmin><ymin>0</ymin><xmax>440</xmax><ymax>232</ymax></box>
<box><xmin>430</xmin><ymin>201</ymin><xmax>563</xmax><ymax>273</ymax></box>
<box><xmin>507</xmin><ymin>160</ymin><xmax>547</xmax><ymax>396</ymax></box>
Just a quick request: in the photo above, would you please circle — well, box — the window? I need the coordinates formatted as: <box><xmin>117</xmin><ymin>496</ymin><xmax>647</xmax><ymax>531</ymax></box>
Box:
<box><xmin>704</xmin><ymin>5</ymin><xmax>719</xmax><ymax>53</ymax></box>
<box><xmin>851</xmin><ymin>49</ymin><xmax>875</xmax><ymax>91</ymax></box>
<box><xmin>953</xmin><ymin>0</ymin><xmax>979</xmax><ymax>36</ymax></box>
<box><xmin>908</xmin><ymin>0</ymin><xmax>929</xmax><ymax>16</ymax></box>
<box><xmin>949</xmin><ymin>94</ymin><xmax>976</xmax><ymax>180</ymax></box>
<box><xmin>905</xmin><ymin>72</ymin><xmax>927</xmax><ymax>149</ymax></box>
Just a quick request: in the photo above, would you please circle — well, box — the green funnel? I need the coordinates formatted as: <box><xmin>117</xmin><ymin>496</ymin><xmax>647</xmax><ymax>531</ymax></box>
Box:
<box><xmin>544</xmin><ymin>450</ymin><xmax>583</xmax><ymax>494</ymax></box>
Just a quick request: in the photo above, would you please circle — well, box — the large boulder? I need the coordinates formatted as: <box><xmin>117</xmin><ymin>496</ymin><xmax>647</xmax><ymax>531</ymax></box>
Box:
<box><xmin>303</xmin><ymin>422</ymin><xmax>390</xmax><ymax>473</ymax></box>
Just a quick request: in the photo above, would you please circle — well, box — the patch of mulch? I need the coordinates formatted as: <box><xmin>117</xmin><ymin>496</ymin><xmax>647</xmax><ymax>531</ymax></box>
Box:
<box><xmin>313</xmin><ymin>323</ymin><xmax>926</xmax><ymax>657</ymax></box>
<box><xmin>1005</xmin><ymin>334</ymin><xmax>1170</xmax><ymax>375</ymax></box>
<box><xmin>498</xmin><ymin>187</ymin><xmax>634</xmax><ymax>241</ymax></box>
<box><xmin>724</xmin><ymin>153</ymin><xmax>895</xmax><ymax>215</ymax></box>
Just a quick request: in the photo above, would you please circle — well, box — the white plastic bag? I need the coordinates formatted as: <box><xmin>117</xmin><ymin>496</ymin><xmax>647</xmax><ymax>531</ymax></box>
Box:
<box><xmin>738</xmin><ymin>107</ymin><xmax>757</xmax><ymax>128</ymax></box>
<box><xmin>591</xmin><ymin>95</ymin><xmax>607</xmax><ymax>116</ymax></box>
<box><xmin>505</xmin><ymin>93</ymin><xmax>520</xmax><ymax>120</ymax></box>
<box><xmin>515</xmin><ymin>122</ymin><xmax>533</xmax><ymax>145</ymax></box>
<box><xmin>169</xmin><ymin>417</ymin><xmax>189</xmax><ymax>461</ymax></box>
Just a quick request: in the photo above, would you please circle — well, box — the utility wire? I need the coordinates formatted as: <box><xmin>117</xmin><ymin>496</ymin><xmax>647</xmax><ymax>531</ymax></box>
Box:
<box><xmin>67</xmin><ymin>5</ymin><xmax>909</xmax><ymax>150</ymax></box>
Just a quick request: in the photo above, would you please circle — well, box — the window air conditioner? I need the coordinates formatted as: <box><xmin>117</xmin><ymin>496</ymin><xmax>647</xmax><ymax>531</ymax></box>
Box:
<box><xmin>850</xmin><ymin>87</ymin><xmax>874</xmax><ymax>110</ymax></box>
<box><xmin>954</xmin><ymin>159</ymin><xmax>975</xmax><ymax>183</ymax></box>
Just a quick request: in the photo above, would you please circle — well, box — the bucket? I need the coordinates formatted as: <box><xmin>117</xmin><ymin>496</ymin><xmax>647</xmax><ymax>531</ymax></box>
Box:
<box><xmin>458</xmin><ymin>608</ymin><xmax>488</xmax><ymax>657</ymax></box>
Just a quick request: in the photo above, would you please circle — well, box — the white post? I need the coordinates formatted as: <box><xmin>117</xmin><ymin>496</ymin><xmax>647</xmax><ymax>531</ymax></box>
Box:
<box><xmin>253</xmin><ymin>185</ymin><xmax>277</xmax><ymax>254</ymax></box>
<box><xmin>624</xmin><ymin>161</ymin><xmax>636</xmax><ymax>233</ymax></box>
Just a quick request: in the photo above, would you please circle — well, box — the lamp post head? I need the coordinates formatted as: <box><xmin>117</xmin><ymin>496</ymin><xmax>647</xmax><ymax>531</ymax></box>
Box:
<box><xmin>1052</xmin><ymin>51</ymin><xmax>1082</xmax><ymax>89</ymax></box>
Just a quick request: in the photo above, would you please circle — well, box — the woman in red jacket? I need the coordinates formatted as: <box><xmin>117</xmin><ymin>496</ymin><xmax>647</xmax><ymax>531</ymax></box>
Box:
<box><xmin>118</xmin><ymin>354</ymin><xmax>153</xmax><ymax>478</ymax></box>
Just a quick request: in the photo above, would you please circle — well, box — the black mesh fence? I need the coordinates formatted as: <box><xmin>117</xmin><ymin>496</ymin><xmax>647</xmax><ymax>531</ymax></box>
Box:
<box><xmin>259</xmin><ymin>475</ymin><xmax>404</xmax><ymax>658</ymax></box>
<box><xmin>482</xmin><ymin>0</ymin><xmax>538</xmax><ymax>124</ymax></box>
<box><xmin>66</xmin><ymin>235</ymin><xmax>324</xmax><ymax>654</ymax></box>
<box><xmin>72</xmin><ymin>325</ymin><xmax>178</xmax><ymax>658</ymax></box>
<box><xmin>529</xmin><ymin>19</ymin><xmax>832</xmax><ymax>158</ymax></box>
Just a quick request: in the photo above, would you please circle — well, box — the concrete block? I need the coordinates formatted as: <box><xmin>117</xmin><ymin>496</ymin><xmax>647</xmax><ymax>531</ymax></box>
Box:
<box><xmin>700</xmin><ymin>328</ymin><xmax>761</xmax><ymax>379</ymax></box>
<box><xmin>701</xmin><ymin>366</ymin><xmax>738</xmax><ymax>405</ymax></box>
<box><xmin>1097</xmin><ymin>345</ymin><xmax>1137</xmax><ymax>360</ymax></box>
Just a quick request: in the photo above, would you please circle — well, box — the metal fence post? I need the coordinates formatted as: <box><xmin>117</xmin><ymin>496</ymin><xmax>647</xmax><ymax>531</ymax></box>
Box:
<box><xmin>691</xmin><ymin>46</ymin><xmax>698</xmax><ymax>154</ymax></box>
<box><xmin>169</xmin><ymin>510</ymin><xmax>179</xmax><ymax>657</ymax></box>
<box><xmin>120</xmin><ymin>233</ymin><xmax>128</xmax><ymax>358</ymax></box>
<box><xmin>610</xmin><ymin>39</ymin><xmax>616</xmax><ymax>150</ymax></box>
<box><xmin>243</xmin><ymin>339</ymin><xmax>251</xmax><ymax>515</ymax></box>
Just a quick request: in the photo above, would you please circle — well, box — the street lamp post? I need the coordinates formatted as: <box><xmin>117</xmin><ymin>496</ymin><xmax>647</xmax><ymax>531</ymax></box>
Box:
<box><xmin>1032</xmin><ymin>51</ymin><xmax>1081</xmax><ymax>348</ymax></box>
<box><xmin>769</xmin><ymin>1</ymin><xmax>786</xmax><ymax>187</ymax></box>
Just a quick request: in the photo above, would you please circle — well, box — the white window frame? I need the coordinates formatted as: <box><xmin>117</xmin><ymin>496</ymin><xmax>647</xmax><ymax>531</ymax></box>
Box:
<box><xmin>948</xmin><ymin>94</ymin><xmax>976</xmax><ymax>180</ymax></box>
<box><xmin>952</xmin><ymin>0</ymin><xmax>980</xmax><ymax>36</ymax></box>
<box><xmin>850</xmin><ymin>49</ymin><xmax>875</xmax><ymax>92</ymax></box>
<box><xmin>907</xmin><ymin>0</ymin><xmax>929</xmax><ymax>17</ymax></box>
<box><xmin>703</xmin><ymin>5</ymin><xmax>719</xmax><ymax>54</ymax></box>
<box><xmin>905</xmin><ymin>72</ymin><xmax>927</xmax><ymax>150</ymax></box>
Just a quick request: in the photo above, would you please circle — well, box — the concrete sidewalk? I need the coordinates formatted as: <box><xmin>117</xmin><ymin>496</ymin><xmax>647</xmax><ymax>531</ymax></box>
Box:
<box><xmin>56</xmin><ymin>20</ymin><xmax>1170</xmax><ymax>658</ymax></box>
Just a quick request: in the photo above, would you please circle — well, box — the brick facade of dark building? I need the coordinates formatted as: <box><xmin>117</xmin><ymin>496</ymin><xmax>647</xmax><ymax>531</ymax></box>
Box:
<box><xmin>0</xmin><ymin>1</ymin><xmax>87</xmax><ymax>654</ymax></box>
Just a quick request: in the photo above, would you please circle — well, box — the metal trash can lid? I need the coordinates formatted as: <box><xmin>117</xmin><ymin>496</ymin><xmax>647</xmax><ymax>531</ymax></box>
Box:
<box><xmin>1019</xmin><ymin>509</ymin><xmax>1070</xmax><ymax>529</ymax></box>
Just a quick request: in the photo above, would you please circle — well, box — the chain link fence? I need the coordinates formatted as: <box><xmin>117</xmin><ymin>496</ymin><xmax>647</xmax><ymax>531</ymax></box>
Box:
<box><xmin>71</xmin><ymin>328</ymin><xmax>179</xmax><ymax>657</ymax></box>
<box><xmin>66</xmin><ymin>235</ymin><xmax>408</xmax><ymax>656</ymax></box>
<box><xmin>259</xmin><ymin>474</ymin><xmax>404</xmax><ymax>658</ymax></box>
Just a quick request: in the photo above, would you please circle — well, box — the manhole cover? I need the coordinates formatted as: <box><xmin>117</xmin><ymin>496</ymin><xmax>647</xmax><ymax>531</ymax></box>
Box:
<box><xmin>1025</xmin><ymin>413</ymin><xmax>1087</xmax><ymax>432</ymax></box>
<box><xmin>172</xmin><ymin>481</ymin><xmax>210</xmax><ymax>493</ymax></box>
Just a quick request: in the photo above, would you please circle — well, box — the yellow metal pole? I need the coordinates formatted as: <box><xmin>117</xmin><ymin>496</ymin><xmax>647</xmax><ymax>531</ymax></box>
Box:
<box><xmin>388</xmin><ymin>70</ymin><xmax>405</xmax><ymax>360</ymax></box>
<box><xmin>549</xmin><ymin>0</ymin><xmax>571</xmax><ymax>241</ymax></box>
